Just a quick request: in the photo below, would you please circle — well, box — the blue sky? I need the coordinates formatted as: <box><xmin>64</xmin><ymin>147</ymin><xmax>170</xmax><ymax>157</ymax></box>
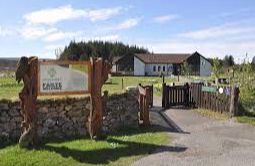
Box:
<box><xmin>0</xmin><ymin>0</ymin><xmax>254</xmax><ymax>62</ymax></box>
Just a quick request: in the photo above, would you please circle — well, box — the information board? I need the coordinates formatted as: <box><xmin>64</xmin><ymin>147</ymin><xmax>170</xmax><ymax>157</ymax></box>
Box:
<box><xmin>38</xmin><ymin>61</ymin><xmax>91</xmax><ymax>95</ymax></box>
<box><xmin>201</xmin><ymin>86</ymin><xmax>217</xmax><ymax>93</ymax></box>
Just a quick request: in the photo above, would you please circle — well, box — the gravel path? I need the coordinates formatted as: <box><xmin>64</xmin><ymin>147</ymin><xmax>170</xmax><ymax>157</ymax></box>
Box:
<box><xmin>131</xmin><ymin>98</ymin><xmax>255</xmax><ymax>166</ymax></box>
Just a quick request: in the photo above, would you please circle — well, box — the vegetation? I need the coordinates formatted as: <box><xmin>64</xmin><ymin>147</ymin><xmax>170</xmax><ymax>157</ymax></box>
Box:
<box><xmin>209</xmin><ymin>55</ymin><xmax>255</xmax><ymax>126</ymax></box>
<box><xmin>0</xmin><ymin>77</ymin><xmax>22</xmax><ymax>100</ymax></box>
<box><xmin>0</xmin><ymin>74</ymin><xmax>176</xmax><ymax>100</ymax></box>
<box><xmin>59</xmin><ymin>41</ymin><xmax>148</xmax><ymax>70</ymax></box>
<box><xmin>103</xmin><ymin>76</ymin><xmax>175</xmax><ymax>96</ymax></box>
<box><xmin>0</xmin><ymin>126</ymin><xmax>170</xmax><ymax>166</ymax></box>
<box><xmin>237</xmin><ymin>116</ymin><xmax>255</xmax><ymax>126</ymax></box>
<box><xmin>212</xmin><ymin>58</ymin><xmax>221</xmax><ymax>80</ymax></box>
<box><xmin>181</xmin><ymin>61</ymin><xmax>192</xmax><ymax>77</ymax></box>
<box><xmin>193</xmin><ymin>109</ymin><xmax>230</xmax><ymax>120</ymax></box>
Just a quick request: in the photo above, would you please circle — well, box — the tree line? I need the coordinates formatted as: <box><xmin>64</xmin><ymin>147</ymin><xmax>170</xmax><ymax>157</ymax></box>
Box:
<box><xmin>59</xmin><ymin>40</ymin><xmax>149</xmax><ymax>61</ymax></box>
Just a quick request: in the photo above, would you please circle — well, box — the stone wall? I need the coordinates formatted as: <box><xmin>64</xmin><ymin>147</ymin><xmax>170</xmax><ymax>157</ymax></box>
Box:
<box><xmin>103</xmin><ymin>93</ymin><xmax>139</xmax><ymax>132</ymax></box>
<box><xmin>0</xmin><ymin>92</ymin><xmax>138</xmax><ymax>142</ymax></box>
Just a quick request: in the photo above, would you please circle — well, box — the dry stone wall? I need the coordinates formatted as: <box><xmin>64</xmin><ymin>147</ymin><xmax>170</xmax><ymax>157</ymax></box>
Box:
<box><xmin>103</xmin><ymin>93</ymin><xmax>139</xmax><ymax>133</ymax></box>
<box><xmin>0</xmin><ymin>92</ymin><xmax>138</xmax><ymax>143</ymax></box>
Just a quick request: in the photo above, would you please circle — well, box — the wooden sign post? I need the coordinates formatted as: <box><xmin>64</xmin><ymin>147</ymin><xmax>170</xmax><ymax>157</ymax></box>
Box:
<box><xmin>16</xmin><ymin>57</ymin><xmax>38</xmax><ymax>148</ymax></box>
<box><xmin>88</xmin><ymin>58</ymin><xmax>111</xmax><ymax>139</ymax></box>
<box><xmin>16</xmin><ymin>56</ymin><xmax>111</xmax><ymax>148</ymax></box>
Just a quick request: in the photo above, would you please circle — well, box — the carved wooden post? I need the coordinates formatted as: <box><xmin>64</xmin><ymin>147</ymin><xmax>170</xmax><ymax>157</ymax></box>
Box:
<box><xmin>143</xmin><ymin>87</ymin><xmax>150</xmax><ymax>125</ymax></box>
<box><xmin>16</xmin><ymin>56</ymin><xmax>38</xmax><ymax>148</ymax></box>
<box><xmin>230</xmin><ymin>86</ymin><xmax>240</xmax><ymax>116</ymax></box>
<box><xmin>88</xmin><ymin>58</ymin><xmax>111</xmax><ymax>139</ymax></box>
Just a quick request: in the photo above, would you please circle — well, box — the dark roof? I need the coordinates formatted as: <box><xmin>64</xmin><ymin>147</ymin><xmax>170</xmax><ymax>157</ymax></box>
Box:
<box><xmin>112</xmin><ymin>56</ymin><xmax>124</xmax><ymax>64</ymax></box>
<box><xmin>135</xmin><ymin>53</ymin><xmax>191</xmax><ymax>64</ymax></box>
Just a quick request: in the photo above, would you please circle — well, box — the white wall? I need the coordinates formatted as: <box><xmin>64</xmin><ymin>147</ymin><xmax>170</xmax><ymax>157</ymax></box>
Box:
<box><xmin>200</xmin><ymin>56</ymin><xmax>212</xmax><ymax>76</ymax></box>
<box><xmin>112</xmin><ymin>64</ymin><xmax>117</xmax><ymax>72</ymax></box>
<box><xmin>134</xmin><ymin>57</ymin><xmax>145</xmax><ymax>76</ymax></box>
<box><xmin>145</xmin><ymin>63</ymin><xmax>173</xmax><ymax>76</ymax></box>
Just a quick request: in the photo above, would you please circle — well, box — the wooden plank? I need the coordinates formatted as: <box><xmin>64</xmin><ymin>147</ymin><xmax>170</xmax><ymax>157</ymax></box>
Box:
<box><xmin>138</xmin><ymin>86</ymin><xmax>146</xmax><ymax>96</ymax></box>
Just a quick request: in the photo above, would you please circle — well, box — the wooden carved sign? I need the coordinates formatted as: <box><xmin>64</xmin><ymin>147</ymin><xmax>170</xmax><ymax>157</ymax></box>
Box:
<box><xmin>38</xmin><ymin>61</ymin><xmax>91</xmax><ymax>95</ymax></box>
<box><xmin>16</xmin><ymin>57</ymin><xmax>111</xmax><ymax>148</ymax></box>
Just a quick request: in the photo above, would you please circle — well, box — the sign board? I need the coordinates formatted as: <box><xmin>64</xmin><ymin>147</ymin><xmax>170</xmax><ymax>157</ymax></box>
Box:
<box><xmin>202</xmin><ymin>86</ymin><xmax>217</xmax><ymax>93</ymax></box>
<box><xmin>38</xmin><ymin>61</ymin><xmax>91</xmax><ymax>95</ymax></box>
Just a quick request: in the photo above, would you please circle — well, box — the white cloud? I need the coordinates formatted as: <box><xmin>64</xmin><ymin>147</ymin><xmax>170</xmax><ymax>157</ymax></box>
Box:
<box><xmin>20</xmin><ymin>24</ymin><xmax>81</xmax><ymax>42</ymax></box>
<box><xmin>99</xmin><ymin>18</ymin><xmax>140</xmax><ymax>32</ymax></box>
<box><xmin>179</xmin><ymin>23</ymin><xmax>255</xmax><ymax>40</ymax></box>
<box><xmin>116</xmin><ymin>18</ymin><xmax>140</xmax><ymax>30</ymax></box>
<box><xmin>94</xmin><ymin>34</ymin><xmax>119</xmax><ymax>41</ymax></box>
<box><xmin>24</xmin><ymin>5</ymin><xmax>123</xmax><ymax>25</ymax></box>
<box><xmin>76</xmin><ymin>34</ymin><xmax>120</xmax><ymax>42</ymax></box>
<box><xmin>154</xmin><ymin>15</ymin><xmax>179</xmax><ymax>23</ymax></box>
<box><xmin>88</xmin><ymin>7</ymin><xmax>123</xmax><ymax>22</ymax></box>
<box><xmin>20</xmin><ymin>26</ymin><xmax>58</xmax><ymax>39</ymax></box>
<box><xmin>43</xmin><ymin>31</ymin><xmax>79</xmax><ymax>42</ymax></box>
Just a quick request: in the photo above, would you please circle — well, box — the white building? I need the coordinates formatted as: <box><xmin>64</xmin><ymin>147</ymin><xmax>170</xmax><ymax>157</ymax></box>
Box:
<box><xmin>134</xmin><ymin>52</ymin><xmax>212</xmax><ymax>76</ymax></box>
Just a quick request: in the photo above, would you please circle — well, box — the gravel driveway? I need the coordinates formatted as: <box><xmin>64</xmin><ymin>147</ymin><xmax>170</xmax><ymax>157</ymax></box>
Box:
<box><xmin>131</xmin><ymin>98</ymin><xmax>255</xmax><ymax>166</ymax></box>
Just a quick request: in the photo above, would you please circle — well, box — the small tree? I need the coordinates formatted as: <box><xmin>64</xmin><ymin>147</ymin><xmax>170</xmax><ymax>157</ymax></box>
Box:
<box><xmin>182</xmin><ymin>61</ymin><xmax>192</xmax><ymax>77</ymax></box>
<box><xmin>212</xmin><ymin>58</ymin><xmax>221</xmax><ymax>84</ymax></box>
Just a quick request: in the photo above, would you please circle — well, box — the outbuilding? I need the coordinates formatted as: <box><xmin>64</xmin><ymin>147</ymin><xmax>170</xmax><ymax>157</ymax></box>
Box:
<box><xmin>134</xmin><ymin>52</ymin><xmax>212</xmax><ymax>76</ymax></box>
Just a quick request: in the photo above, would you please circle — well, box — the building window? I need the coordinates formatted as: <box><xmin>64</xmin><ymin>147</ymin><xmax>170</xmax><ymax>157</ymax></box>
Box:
<box><xmin>163</xmin><ymin>66</ymin><xmax>165</xmax><ymax>71</ymax></box>
<box><xmin>158</xmin><ymin>66</ymin><xmax>161</xmax><ymax>71</ymax></box>
<box><xmin>153</xmin><ymin>66</ymin><xmax>156</xmax><ymax>72</ymax></box>
<box><xmin>202</xmin><ymin>60</ymin><xmax>205</xmax><ymax>66</ymax></box>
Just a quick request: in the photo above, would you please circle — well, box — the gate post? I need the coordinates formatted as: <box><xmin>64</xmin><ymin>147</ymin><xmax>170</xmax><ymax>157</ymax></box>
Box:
<box><xmin>15</xmin><ymin>56</ymin><xmax>38</xmax><ymax>148</ymax></box>
<box><xmin>230</xmin><ymin>86</ymin><xmax>240</xmax><ymax>116</ymax></box>
<box><xmin>184</xmin><ymin>83</ymin><xmax>190</xmax><ymax>107</ymax></box>
<box><xmin>143</xmin><ymin>87</ymin><xmax>150</xmax><ymax>125</ymax></box>
<box><xmin>88</xmin><ymin>58</ymin><xmax>111</xmax><ymax>139</ymax></box>
<box><xmin>162</xmin><ymin>83</ymin><xmax>166</xmax><ymax>108</ymax></box>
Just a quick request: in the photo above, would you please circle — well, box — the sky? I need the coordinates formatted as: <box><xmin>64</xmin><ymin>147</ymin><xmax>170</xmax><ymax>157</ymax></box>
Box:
<box><xmin>0</xmin><ymin>0</ymin><xmax>255</xmax><ymax>62</ymax></box>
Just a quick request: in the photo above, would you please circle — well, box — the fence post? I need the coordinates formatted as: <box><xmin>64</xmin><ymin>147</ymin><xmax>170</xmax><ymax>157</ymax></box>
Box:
<box><xmin>102</xmin><ymin>90</ymin><xmax>108</xmax><ymax>116</ymax></box>
<box><xmin>184</xmin><ymin>82</ymin><xmax>190</xmax><ymax>107</ymax></box>
<box><xmin>143</xmin><ymin>87</ymin><xmax>150</xmax><ymax>125</ymax></box>
<box><xmin>230</xmin><ymin>86</ymin><xmax>240</xmax><ymax>116</ymax></box>
<box><xmin>162</xmin><ymin>83</ymin><xmax>166</xmax><ymax>108</ymax></box>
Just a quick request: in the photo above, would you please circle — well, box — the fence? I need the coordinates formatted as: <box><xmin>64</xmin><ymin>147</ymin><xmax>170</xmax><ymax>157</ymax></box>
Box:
<box><xmin>189</xmin><ymin>83</ymin><xmax>239</xmax><ymax>115</ymax></box>
<box><xmin>162</xmin><ymin>82</ymin><xmax>240</xmax><ymax>116</ymax></box>
<box><xmin>162</xmin><ymin>83</ymin><xmax>190</xmax><ymax>108</ymax></box>
<box><xmin>138</xmin><ymin>84</ymin><xmax>153</xmax><ymax>125</ymax></box>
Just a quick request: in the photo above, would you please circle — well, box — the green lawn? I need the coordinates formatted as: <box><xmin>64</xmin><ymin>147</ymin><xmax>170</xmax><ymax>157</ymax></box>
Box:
<box><xmin>0</xmin><ymin>126</ymin><xmax>170</xmax><ymax>166</ymax></box>
<box><xmin>236</xmin><ymin>116</ymin><xmax>255</xmax><ymax>126</ymax></box>
<box><xmin>0</xmin><ymin>77</ymin><xmax>22</xmax><ymax>100</ymax></box>
<box><xmin>103</xmin><ymin>76</ymin><xmax>175</xmax><ymax>96</ymax></box>
<box><xmin>0</xmin><ymin>75</ymin><xmax>176</xmax><ymax>100</ymax></box>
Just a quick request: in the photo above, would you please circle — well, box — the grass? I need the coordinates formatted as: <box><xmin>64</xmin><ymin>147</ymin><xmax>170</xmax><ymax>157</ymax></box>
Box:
<box><xmin>236</xmin><ymin>116</ymin><xmax>255</xmax><ymax>126</ymax></box>
<box><xmin>0</xmin><ymin>75</ymin><xmax>176</xmax><ymax>99</ymax></box>
<box><xmin>193</xmin><ymin>109</ymin><xmax>230</xmax><ymax>120</ymax></box>
<box><xmin>103</xmin><ymin>76</ymin><xmax>175</xmax><ymax>96</ymax></box>
<box><xmin>0</xmin><ymin>126</ymin><xmax>171</xmax><ymax>166</ymax></box>
<box><xmin>0</xmin><ymin>77</ymin><xmax>22</xmax><ymax>100</ymax></box>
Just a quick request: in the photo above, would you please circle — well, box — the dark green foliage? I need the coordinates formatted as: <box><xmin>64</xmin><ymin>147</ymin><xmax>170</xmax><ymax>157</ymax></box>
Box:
<box><xmin>223</xmin><ymin>55</ymin><xmax>235</xmax><ymax>67</ymax></box>
<box><xmin>59</xmin><ymin>41</ymin><xmax>149</xmax><ymax>62</ymax></box>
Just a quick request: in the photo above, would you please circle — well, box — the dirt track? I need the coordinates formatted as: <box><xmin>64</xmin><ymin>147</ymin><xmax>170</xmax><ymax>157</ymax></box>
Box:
<box><xmin>131</xmin><ymin>100</ymin><xmax>255</xmax><ymax>166</ymax></box>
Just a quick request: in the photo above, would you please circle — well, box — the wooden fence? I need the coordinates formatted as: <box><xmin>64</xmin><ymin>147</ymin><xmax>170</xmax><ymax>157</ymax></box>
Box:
<box><xmin>162</xmin><ymin>83</ymin><xmax>240</xmax><ymax>116</ymax></box>
<box><xmin>138</xmin><ymin>84</ymin><xmax>153</xmax><ymax>125</ymax></box>
<box><xmin>162</xmin><ymin>83</ymin><xmax>190</xmax><ymax>108</ymax></box>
